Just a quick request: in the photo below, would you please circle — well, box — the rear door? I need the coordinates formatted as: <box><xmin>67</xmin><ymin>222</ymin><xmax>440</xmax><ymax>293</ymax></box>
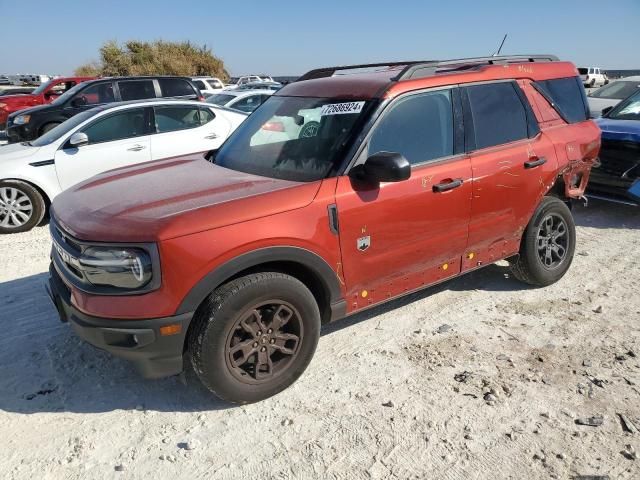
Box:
<box><xmin>54</xmin><ymin>107</ymin><xmax>152</xmax><ymax>189</ymax></box>
<box><xmin>336</xmin><ymin>87</ymin><xmax>472</xmax><ymax>309</ymax></box>
<box><xmin>150</xmin><ymin>105</ymin><xmax>230</xmax><ymax>159</ymax></box>
<box><xmin>460</xmin><ymin>81</ymin><xmax>557</xmax><ymax>271</ymax></box>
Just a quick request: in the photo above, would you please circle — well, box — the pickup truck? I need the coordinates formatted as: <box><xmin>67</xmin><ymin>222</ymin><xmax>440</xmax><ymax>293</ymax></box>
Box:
<box><xmin>0</xmin><ymin>76</ymin><xmax>93</xmax><ymax>132</ymax></box>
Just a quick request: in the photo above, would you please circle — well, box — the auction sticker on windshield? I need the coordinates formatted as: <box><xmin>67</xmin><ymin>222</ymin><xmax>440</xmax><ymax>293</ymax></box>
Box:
<box><xmin>320</xmin><ymin>101</ymin><xmax>365</xmax><ymax>116</ymax></box>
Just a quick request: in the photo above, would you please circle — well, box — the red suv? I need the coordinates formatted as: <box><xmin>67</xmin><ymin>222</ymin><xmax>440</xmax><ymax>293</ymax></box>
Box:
<box><xmin>0</xmin><ymin>76</ymin><xmax>93</xmax><ymax>131</ymax></box>
<box><xmin>47</xmin><ymin>55</ymin><xmax>600</xmax><ymax>404</ymax></box>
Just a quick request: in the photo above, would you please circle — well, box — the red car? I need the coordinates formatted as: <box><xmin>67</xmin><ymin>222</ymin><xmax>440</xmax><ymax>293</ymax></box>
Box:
<box><xmin>0</xmin><ymin>76</ymin><xmax>94</xmax><ymax>131</ymax></box>
<box><xmin>47</xmin><ymin>55</ymin><xmax>600</xmax><ymax>404</ymax></box>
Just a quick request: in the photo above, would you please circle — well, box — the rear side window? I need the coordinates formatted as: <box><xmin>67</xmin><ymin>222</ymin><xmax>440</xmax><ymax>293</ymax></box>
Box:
<box><xmin>464</xmin><ymin>82</ymin><xmax>529</xmax><ymax>150</ymax></box>
<box><xmin>118</xmin><ymin>80</ymin><xmax>155</xmax><ymax>101</ymax></box>
<box><xmin>369</xmin><ymin>89</ymin><xmax>454</xmax><ymax>165</ymax></box>
<box><xmin>154</xmin><ymin>105</ymin><xmax>201</xmax><ymax>133</ymax></box>
<box><xmin>158</xmin><ymin>78</ymin><xmax>197</xmax><ymax>98</ymax></box>
<box><xmin>533</xmin><ymin>77</ymin><xmax>589</xmax><ymax>123</ymax></box>
<box><xmin>193</xmin><ymin>80</ymin><xmax>207</xmax><ymax>90</ymax></box>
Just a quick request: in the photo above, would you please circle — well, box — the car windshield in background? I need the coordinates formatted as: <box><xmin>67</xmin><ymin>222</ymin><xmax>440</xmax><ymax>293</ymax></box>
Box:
<box><xmin>31</xmin><ymin>80</ymin><xmax>54</xmax><ymax>95</ymax></box>
<box><xmin>608</xmin><ymin>90</ymin><xmax>640</xmax><ymax>121</ymax></box>
<box><xmin>589</xmin><ymin>81</ymin><xmax>640</xmax><ymax>100</ymax></box>
<box><xmin>206</xmin><ymin>94</ymin><xmax>236</xmax><ymax>106</ymax></box>
<box><xmin>29</xmin><ymin>109</ymin><xmax>97</xmax><ymax>147</ymax></box>
<box><xmin>214</xmin><ymin>96</ymin><xmax>371</xmax><ymax>182</ymax></box>
<box><xmin>50</xmin><ymin>82</ymin><xmax>87</xmax><ymax>105</ymax></box>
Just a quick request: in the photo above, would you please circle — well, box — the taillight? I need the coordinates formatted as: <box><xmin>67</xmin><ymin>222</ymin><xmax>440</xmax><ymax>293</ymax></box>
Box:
<box><xmin>198</xmin><ymin>95</ymin><xmax>205</xmax><ymax>102</ymax></box>
<box><xmin>261</xmin><ymin>121</ymin><xmax>285</xmax><ymax>132</ymax></box>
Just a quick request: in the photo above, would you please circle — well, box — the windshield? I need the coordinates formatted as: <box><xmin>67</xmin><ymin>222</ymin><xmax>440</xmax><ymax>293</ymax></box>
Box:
<box><xmin>608</xmin><ymin>90</ymin><xmax>640</xmax><ymax>121</ymax></box>
<box><xmin>30</xmin><ymin>109</ymin><xmax>97</xmax><ymax>147</ymax></box>
<box><xmin>31</xmin><ymin>80</ymin><xmax>55</xmax><ymax>95</ymax></box>
<box><xmin>214</xmin><ymin>96</ymin><xmax>372</xmax><ymax>182</ymax></box>
<box><xmin>206</xmin><ymin>94</ymin><xmax>236</xmax><ymax>106</ymax></box>
<box><xmin>590</xmin><ymin>80</ymin><xmax>640</xmax><ymax>100</ymax></box>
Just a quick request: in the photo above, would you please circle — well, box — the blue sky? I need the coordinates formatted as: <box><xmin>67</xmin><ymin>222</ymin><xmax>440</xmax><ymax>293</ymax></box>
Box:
<box><xmin>0</xmin><ymin>0</ymin><xmax>638</xmax><ymax>76</ymax></box>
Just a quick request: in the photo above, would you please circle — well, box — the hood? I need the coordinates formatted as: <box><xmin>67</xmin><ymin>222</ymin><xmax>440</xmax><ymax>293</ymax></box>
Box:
<box><xmin>0</xmin><ymin>93</ymin><xmax>40</xmax><ymax>105</ymax></box>
<box><xmin>596</xmin><ymin>117</ymin><xmax>640</xmax><ymax>143</ymax></box>
<box><xmin>587</xmin><ymin>97</ymin><xmax>620</xmax><ymax>117</ymax></box>
<box><xmin>0</xmin><ymin>142</ymin><xmax>42</xmax><ymax>162</ymax></box>
<box><xmin>51</xmin><ymin>154</ymin><xmax>321</xmax><ymax>242</ymax></box>
<box><xmin>7</xmin><ymin>103</ymin><xmax>58</xmax><ymax>119</ymax></box>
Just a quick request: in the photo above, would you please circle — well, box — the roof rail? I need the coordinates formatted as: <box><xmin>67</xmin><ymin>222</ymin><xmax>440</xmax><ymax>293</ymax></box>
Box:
<box><xmin>296</xmin><ymin>55</ymin><xmax>559</xmax><ymax>82</ymax></box>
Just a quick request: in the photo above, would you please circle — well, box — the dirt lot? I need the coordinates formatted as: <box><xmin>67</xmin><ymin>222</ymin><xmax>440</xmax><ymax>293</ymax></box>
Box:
<box><xmin>0</xmin><ymin>199</ymin><xmax>638</xmax><ymax>480</ymax></box>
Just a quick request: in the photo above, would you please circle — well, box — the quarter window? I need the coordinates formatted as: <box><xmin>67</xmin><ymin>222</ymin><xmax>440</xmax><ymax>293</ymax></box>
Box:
<box><xmin>82</xmin><ymin>109</ymin><xmax>148</xmax><ymax>144</ymax></box>
<box><xmin>368</xmin><ymin>89</ymin><xmax>454</xmax><ymax>165</ymax></box>
<box><xmin>158</xmin><ymin>78</ymin><xmax>197</xmax><ymax>98</ymax></box>
<box><xmin>154</xmin><ymin>106</ymin><xmax>201</xmax><ymax>133</ymax></box>
<box><xmin>534</xmin><ymin>77</ymin><xmax>589</xmax><ymax>123</ymax></box>
<box><xmin>464</xmin><ymin>82</ymin><xmax>529</xmax><ymax>150</ymax></box>
<box><xmin>118</xmin><ymin>80</ymin><xmax>156</xmax><ymax>101</ymax></box>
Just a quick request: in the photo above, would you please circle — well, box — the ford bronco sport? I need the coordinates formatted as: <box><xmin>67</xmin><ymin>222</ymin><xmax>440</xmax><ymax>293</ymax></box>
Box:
<box><xmin>46</xmin><ymin>55</ymin><xmax>600</xmax><ymax>404</ymax></box>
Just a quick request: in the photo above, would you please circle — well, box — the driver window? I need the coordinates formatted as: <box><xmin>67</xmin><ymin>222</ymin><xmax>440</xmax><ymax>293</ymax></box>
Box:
<box><xmin>72</xmin><ymin>83</ymin><xmax>115</xmax><ymax>106</ymax></box>
<box><xmin>368</xmin><ymin>89</ymin><xmax>454</xmax><ymax>165</ymax></box>
<box><xmin>81</xmin><ymin>108</ymin><xmax>147</xmax><ymax>144</ymax></box>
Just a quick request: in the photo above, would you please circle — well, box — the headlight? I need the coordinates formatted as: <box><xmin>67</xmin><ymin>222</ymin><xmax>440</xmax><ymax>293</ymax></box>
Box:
<box><xmin>79</xmin><ymin>247</ymin><xmax>153</xmax><ymax>289</ymax></box>
<box><xmin>14</xmin><ymin>114</ymin><xmax>31</xmax><ymax>125</ymax></box>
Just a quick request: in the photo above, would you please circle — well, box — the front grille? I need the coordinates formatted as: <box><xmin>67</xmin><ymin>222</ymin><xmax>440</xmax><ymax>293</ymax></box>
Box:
<box><xmin>598</xmin><ymin>140</ymin><xmax>640</xmax><ymax>179</ymax></box>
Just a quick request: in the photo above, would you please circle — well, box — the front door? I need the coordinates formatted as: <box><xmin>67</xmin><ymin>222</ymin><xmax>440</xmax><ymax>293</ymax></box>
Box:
<box><xmin>55</xmin><ymin>107</ymin><xmax>152</xmax><ymax>189</ymax></box>
<box><xmin>335</xmin><ymin>88</ymin><xmax>472</xmax><ymax>311</ymax></box>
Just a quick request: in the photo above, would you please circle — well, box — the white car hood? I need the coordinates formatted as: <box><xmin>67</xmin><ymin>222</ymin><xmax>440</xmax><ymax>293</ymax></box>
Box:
<box><xmin>587</xmin><ymin>97</ymin><xmax>620</xmax><ymax>118</ymax></box>
<box><xmin>0</xmin><ymin>143</ymin><xmax>43</xmax><ymax>163</ymax></box>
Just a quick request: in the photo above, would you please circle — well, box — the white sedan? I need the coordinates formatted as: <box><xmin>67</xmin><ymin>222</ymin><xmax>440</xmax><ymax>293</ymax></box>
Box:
<box><xmin>0</xmin><ymin>99</ymin><xmax>247</xmax><ymax>233</ymax></box>
<box><xmin>206</xmin><ymin>89</ymin><xmax>274</xmax><ymax>113</ymax></box>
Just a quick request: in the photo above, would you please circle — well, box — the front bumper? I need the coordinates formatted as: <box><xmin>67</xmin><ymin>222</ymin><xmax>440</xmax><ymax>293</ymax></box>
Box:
<box><xmin>47</xmin><ymin>263</ymin><xmax>193</xmax><ymax>379</ymax></box>
<box><xmin>6</xmin><ymin>123</ymin><xmax>36</xmax><ymax>143</ymax></box>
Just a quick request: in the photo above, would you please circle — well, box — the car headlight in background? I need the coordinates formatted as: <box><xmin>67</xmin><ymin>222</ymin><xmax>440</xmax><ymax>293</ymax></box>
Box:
<box><xmin>79</xmin><ymin>247</ymin><xmax>153</xmax><ymax>289</ymax></box>
<box><xmin>0</xmin><ymin>103</ymin><xmax>7</xmax><ymax>109</ymax></box>
<box><xmin>14</xmin><ymin>114</ymin><xmax>31</xmax><ymax>125</ymax></box>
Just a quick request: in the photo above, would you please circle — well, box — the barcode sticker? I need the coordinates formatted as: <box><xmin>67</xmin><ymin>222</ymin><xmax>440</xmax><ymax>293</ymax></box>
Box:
<box><xmin>320</xmin><ymin>101</ymin><xmax>365</xmax><ymax>116</ymax></box>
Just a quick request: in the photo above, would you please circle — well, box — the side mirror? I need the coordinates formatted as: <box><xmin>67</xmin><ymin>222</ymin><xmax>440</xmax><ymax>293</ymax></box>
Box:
<box><xmin>68</xmin><ymin>132</ymin><xmax>89</xmax><ymax>148</ymax></box>
<box><xmin>350</xmin><ymin>151</ymin><xmax>411</xmax><ymax>184</ymax></box>
<box><xmin>601</xmin><ymin>106</ymin><xmax>613</xmax><ymax>117</ymax></box>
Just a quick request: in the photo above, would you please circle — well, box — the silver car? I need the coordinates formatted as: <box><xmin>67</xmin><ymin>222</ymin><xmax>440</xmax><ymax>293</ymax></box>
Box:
<box><xmin>587</xmin><ymin>76</ymin><xmax>640</xmax><ymax>117</ymax></box>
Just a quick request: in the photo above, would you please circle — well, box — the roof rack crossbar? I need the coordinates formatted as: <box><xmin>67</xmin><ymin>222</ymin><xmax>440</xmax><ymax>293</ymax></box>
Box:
<box><xmin>296</xmin><ymin>54</ymin><xmax>560</xmax><ymax>83</ymax></box>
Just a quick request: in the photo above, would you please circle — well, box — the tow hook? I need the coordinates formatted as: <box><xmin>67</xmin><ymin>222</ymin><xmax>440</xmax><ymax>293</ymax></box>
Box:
<box><xmin>579</xmin><ymin>195</ymin><xmax>588</xmax><ymax>207</ymax></box>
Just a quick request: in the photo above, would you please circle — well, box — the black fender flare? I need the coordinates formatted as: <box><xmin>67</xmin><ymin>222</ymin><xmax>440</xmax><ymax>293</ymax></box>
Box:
<box><xmin>175</xmin><ymin>246</ymin><xmax>346</xmax><ymax>321</ymax></box>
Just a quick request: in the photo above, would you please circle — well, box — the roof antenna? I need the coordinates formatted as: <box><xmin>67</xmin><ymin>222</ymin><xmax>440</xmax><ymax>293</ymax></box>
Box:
<box><xmin>493</xmin><ymin>34</ymin><xmax>507</xmax><ymax>57</ymax></box>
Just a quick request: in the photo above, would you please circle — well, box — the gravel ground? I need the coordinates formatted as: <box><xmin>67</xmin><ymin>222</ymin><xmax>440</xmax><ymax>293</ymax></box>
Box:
<box><xmin>0</xmin><ymin>199</ymin><xmax>639</xmax><ymax>480</ymax></box>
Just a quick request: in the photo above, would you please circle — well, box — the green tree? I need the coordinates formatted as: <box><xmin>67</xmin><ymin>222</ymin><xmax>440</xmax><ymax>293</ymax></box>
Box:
<box><xmin>75</xmin><ymin>40</ymin><xmax>229</xmax><ymax>80</ymax></box>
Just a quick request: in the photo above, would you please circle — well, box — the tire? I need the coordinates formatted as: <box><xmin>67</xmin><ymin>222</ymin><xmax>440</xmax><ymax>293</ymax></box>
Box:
<box><xmin>40</xmin><ymin>122</ymin><xmax>60</xmax><ymax>136</ymax></box>
<box><xmin>189</xmin><ymin>272</ymin><xmax>321</xmax><ymax>404</ymax></box>
<box><xmin>0</xmin><ymin>180</ymin><xmax>46</xmax><ymax>234</ymax></box>
<box><xmin>509</xmin><ymin>196</ymin><xmax>576</xmax><ymax>287</ymax></box>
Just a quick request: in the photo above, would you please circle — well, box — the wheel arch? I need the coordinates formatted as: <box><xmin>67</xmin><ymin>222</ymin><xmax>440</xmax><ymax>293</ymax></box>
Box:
<box><xmin>177</xmin><ymin>246</ymin><xmax>346</xmax><ymax>325</ymax></box>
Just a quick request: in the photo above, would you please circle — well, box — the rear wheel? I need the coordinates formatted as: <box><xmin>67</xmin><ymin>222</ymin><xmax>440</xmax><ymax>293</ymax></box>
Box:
<box><xmin>509</xmin><ymin>196</ymin><xmax>576</xmax><ymax>287</ymax></box>
<box><xmin>0</xmin><ymin>180</ymin><xmax>46</xmax><ymax>234</ymax></box>
<box><xmin>189</xmin><ymin>272</ymin><xmax>321</xmax><ymax>404</ymax></box>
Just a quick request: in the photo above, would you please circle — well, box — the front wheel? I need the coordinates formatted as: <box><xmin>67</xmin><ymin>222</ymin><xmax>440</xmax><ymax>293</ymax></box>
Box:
<box><xmin>189</xmin><ymin>272</ymin><xmax>321</xmax><ymax>404</ymax></box>
<box><xmin>0</xmin><ymin>180</ymin><xmax>46</xmax><ymax>234</ymax></box>
<box><xmin>509</xmin><ymin>196</ymin><xmax>576</xmax><ymax>287</ymax></box>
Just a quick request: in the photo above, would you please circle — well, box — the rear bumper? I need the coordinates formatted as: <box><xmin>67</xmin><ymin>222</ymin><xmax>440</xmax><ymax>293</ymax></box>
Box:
<box><xmin>47</xmin><ymin>263</ymin><xmax>193</xmax><ymax>379</ymax></box>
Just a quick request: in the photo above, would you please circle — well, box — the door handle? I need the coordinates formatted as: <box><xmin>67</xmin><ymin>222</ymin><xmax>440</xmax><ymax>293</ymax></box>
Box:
<box><xmin>524</xmin><ymin>156</ymin><xmax>547</xmax><ymax>169</ymax></box>
<box><xmin>127</xmin><ymin>145</ymin><xmax>146</xmax><ymax>152</ymax></box>
<box><xmin>432</xmin><ymin>178</ymin><xmax>463</xmax><ymax>193</ymax></box>
<box><xmin>205</xmin><ymin>133</ymin><xmax>218</xmax><ymax>139</ymax></box>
